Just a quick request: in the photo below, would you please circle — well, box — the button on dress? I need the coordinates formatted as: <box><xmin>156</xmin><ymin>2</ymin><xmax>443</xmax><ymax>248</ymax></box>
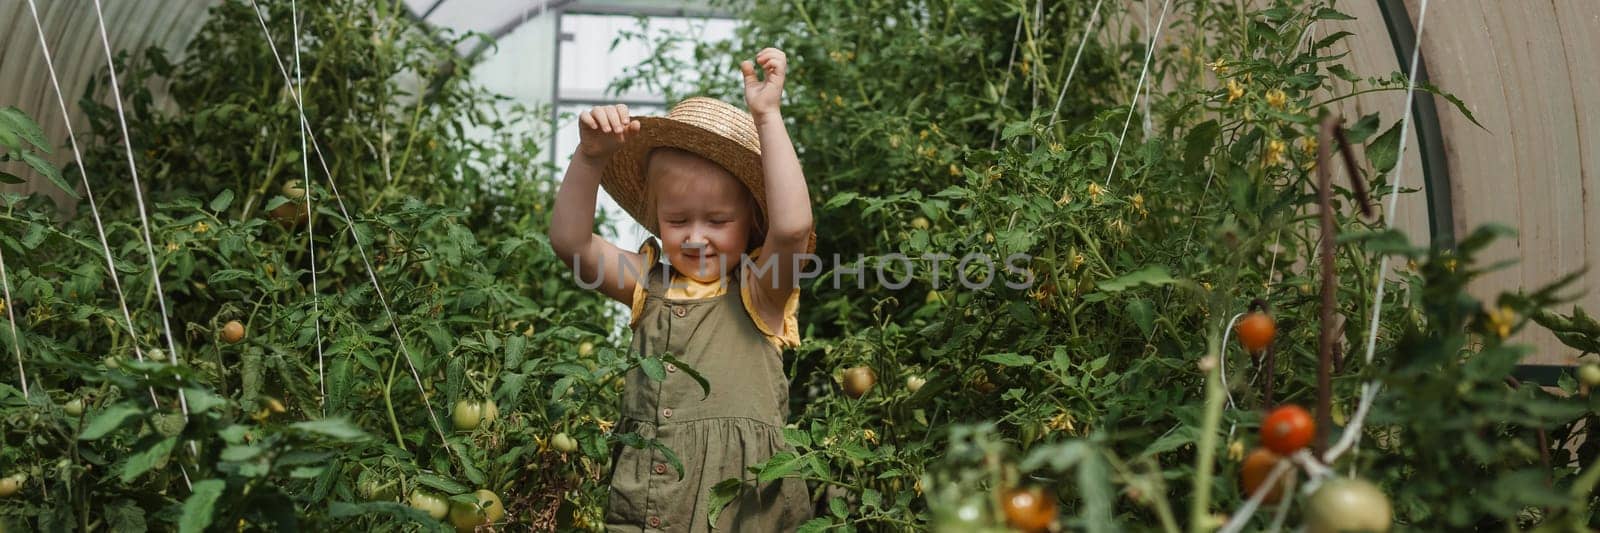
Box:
<box><xmin>604</xmin><ymin>240</ymin><xmax>813</xmax><ymax>532</ymax></box>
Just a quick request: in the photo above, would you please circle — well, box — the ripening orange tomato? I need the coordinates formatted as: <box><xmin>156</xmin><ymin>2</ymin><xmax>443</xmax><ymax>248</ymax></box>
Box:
<box><xmin>1239</xmin><ymin>448</ymin><xmax>1293</xmax><ymax>504</ymax></box>
<box><xmin>1236</xmin><ymin>312</ymin><xmax>1276</xmax><ymax>353</ymax></box>
<box><xmin>1000</xmin><ymin>486</ymin><xmax>1058</xmax><ymax>533</ymax></box>
<box><xmin>1261</xmin><ymin>405</ymin><xmax>1314</xmax><ymax>455</ymax></box>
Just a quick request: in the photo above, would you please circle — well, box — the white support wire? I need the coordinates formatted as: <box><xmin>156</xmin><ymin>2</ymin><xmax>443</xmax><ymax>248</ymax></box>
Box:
<box><xmin>1102</xmin><ymin>0</ymin><xmax>1172</xmax><ymax>186</ymax></box>
<box><xmin>1220</xmin><ymin>0</ymin><xmax>1430</xmax><ymax>528</ymax></box>
<box><xmin>89</xmin><ymin>0</ymin><xmax>193</xmax><ymax>420</ymax></box>
<box><xmin>246</xmin><ymin>0</ymin><xmax>456</xmax><ymax>457</ymax></box>
<box><xmin>289</xmin><ymin>0</ymin><xmax>328</xmax><ymax>417</ymax></box>
<box><xmin>1047</xmin><ymin>0</ymin><xmax>1103</xmax><ymax>127</ymax></box>
<box><xmin>25</xmin><ymin>0</ymin><xmax>164</xmax><ymax>408</ymax></box>
<box><xmin>0</xmin><ymin>246</ymin><xmax>27</xmax><ymax>399</ymax></box>
<box><xmin>84</xmin><ymin>0</ymin><xmax>196</xmax><ymax>490</ymax></box>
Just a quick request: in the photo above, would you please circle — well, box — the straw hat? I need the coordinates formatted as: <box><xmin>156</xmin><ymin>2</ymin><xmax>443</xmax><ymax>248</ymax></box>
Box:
<box><xmin>600</xmin><ymin>96</ymin><xmax>816</xmax><ymax>253</ymax></box>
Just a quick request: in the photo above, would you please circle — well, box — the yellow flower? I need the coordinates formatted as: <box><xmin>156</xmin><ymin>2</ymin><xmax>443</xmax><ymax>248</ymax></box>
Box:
<box><xmin>1055</xmin><ymin>191</ymin><xmax>1073</xmax><ymax>207</ymax></box>
<box><xmin>1226</xmin><ymin>78</ymin><xmax>1244</xmax><ymax>103</ymax></box>
<box><xmin>1297</xmin><ymin>136</ymin><xmax>1318</xmax><ymax>156</ymax></box>
<box><xmin>918</xmin><ymin>129</ymin><xmax>929</xmax><ymax>140</ymax></box>
<box><xmin>833</xmin><ymin>95</ymin><xmax>843</xmax><ymax>107</ymax></box>
<box><xmin>1130</xmin><ymin>193</ymin><xmax>1147</xmax><ymax>217</ymax></box>
<box><xmin>1047</xmin><ymin>410</ymin><xmax>1076</xmax><ymax>434</ymax></box>
<box><xmin>949</xmin><ymin>163</ymin><xmax>960</xmax><ymax>176</ymax></box>
<box><xmin>1208</xmin><ymin>57</ymin><xmax>1228</xmax><ymax>75</ymax></box>
<box><xmin>862</xmin><ymin>429</ymin><xmax>878</xmax><ymax>445</ymax></box>
<box><xmin>1049</xmin><ymin>142</ymin><xmax>1063</xmax><ymax>153</ymax></box>
<box><xmin>930</xmin><ymin>123</ymin><xmax>941</xmax><ymax>135</ymax></box>
<box><xmin>193</xmin><ymin>221</ymin><xmax>210</xmax><ymax>234</ymax></box>
<box><xmin>1227</xmin><ymin>439</ymin><xmax>1245</xmax><ymax>462</ymax></box>
<box><xmin>1109</xmin><ymin>218</ymin><xmax>1129</xmax><ymax>237</ymax></box>
<box><xmin>1087</xmin><ymin>182</ymin><xmax>1106</xmax><ymax>203</ymax></box>
<box><xmin>1264</xmin><ymin>139</ymin><xmax>1287</xmax><ymax>167</ymax></box>
<box><xmin>1266</xmin><ymin>89</ymin><xmax>1288</xmax><ymax>110</ymax></box>
<box><xmin>889</xmin><ymin>135</ymin><xmax>901</xmax><ymax>148</ymax></box>
<box><xmin>1070</xmin><ymin>252</ymin><xmax>1085</xmax><ymax>271</ymax></box>
<box><xmin>1486</xmin><ymin>305</ymin><xmax>1516</xmax><ymax>339</ymax></box>
<box><xmin>166</xmin><ymin>242</ymin><xmax>179</xmax><ymax>252</ymax></box>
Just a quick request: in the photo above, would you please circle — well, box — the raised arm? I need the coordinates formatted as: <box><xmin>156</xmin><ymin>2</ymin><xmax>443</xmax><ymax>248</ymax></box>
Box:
<box><xmin>547</xmin><ymin>104</ymin><xmax>647</xmax><ymax>304</ymax></box>
<box><xmin>740</xmin><ymin>48</ymin><xmax>815</xmax><ymax>324</ymax></box>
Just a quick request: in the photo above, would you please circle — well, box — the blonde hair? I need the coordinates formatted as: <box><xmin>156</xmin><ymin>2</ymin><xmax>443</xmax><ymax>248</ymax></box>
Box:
<box><xmin>643</xmin><ymin>147</ymin><xmax>765</xmax><ymax>251</ymax></box>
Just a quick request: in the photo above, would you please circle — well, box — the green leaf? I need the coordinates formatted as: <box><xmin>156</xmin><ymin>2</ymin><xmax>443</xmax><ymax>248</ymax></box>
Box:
<box><xmin>105</xmin><ymin>499</ymin><xmax>148</xmax><ymax>532</ymax></box>
<box><xmin>1141</xmin><ymin>425</ymin><xmax>1198</xmax><ymax>457</ymax></box>
<box><xmin>503</xmin><ymin>335</ymin><xmax>526</xmax><ymax>369</ymax></box>
<box><xmin>1126</xmin><ymin>298</ymin><xmax>1155</xmax><ymax>337</ymax></box>
<box><xmin>0</xmin><ymin>171</ymin><xmax>23</xmax><ymax>184</ymax></box>
<box><xmin>79</xmin><ymin>404</ymin><xmax>144</xmax><ymax>440</ymax></box>
<box><xmin>1077</xmin><ymin>451</ymin><xmax>1114</xmax><ymax>533</ymax></box>
<box><xmin>121</xmin><ymin>436</ymin><xmax>178</xmax><ymax>483</ymax></box>
<box><xmin>183</xmin><ymin>388</ymin><xmax>226</xmax><ymax>414</ymax></box>
<box><xmin>1097</xmin><ymin>265</ymin><xmax>1175</xmax><ymax>292</ymax></box>
<box><xmin>783</xmin><ymin>427</ymin><xmax>812</xmax><ymax>449</ymax></box>
<box><xmin>209</xmin><ymin>190</ymin><xmax>235</xmax><ymax>212</ymax></box>
<box><xmin>1001</xmin><ymin>120</ymin><xmax>1034</xmax><ymax>140</ymax></box>
<box><xmin>823</xmin><ymin>192</ymin><xmax>858</xmax><ymax>210</ymax></box>
<box><xmin>706</xmin><ymin>477</ymin><xmax>744</xmax><ymax>528</ymax></box>
<box><xmin>640</xmin><ymin>357</ymin><xmax>666</xmax><ymax>382</ymax></box>
<box><xmin>0</xmin><ymin>107</ymin><xmax>48</xmax><ymax>151</ymax></box>
<box><xmin>796</xmin><ymin>518</ymin><xmax>833</xmax><ymax>533</ymax></box>
<box><xmin>1183</xmin><ymin>120</ymin><xmax>1219</xmax><ymax>172</ymax></box>
<box><xmin>220</xmin><ymin>445</ymin><xmax>263</xmax><ymax>462</ymax></box>
<box><xmin>757</xmin><ymin>451</ymin><xmax>805</xmax><ymax>483</ymax></box>
<box><xmin>21</xmin><ymin>151</ymin><xmax>78</xmax><ymax>199</ymax></box>
<box><xmin>1367</xmin><ymin>121</ymin><xmax>1403</xmax><ymax>173</ymax></box>
<box><xmin>661</xmin><ymin>353</ymin><xmax>711</xmax><ymax>400</ymax></box>
<box><xmin>981</xmin><ymin>352</ymin><xmax>1036</xmax><ymax>367</ymax></box>
<box><xmin>290</xmin><ymin>417</ymin><xmax>371</xmax><ymax>441</ymax></box>
<box><xmin>1313</xmin><ymin>7</ymin><xmax>1355</xmax><ymax>20</ymax></box>
<box><xmin>179</xmin><ymin>479</ymin><xmax>226</xmax><ymax>533</ymax></box>
<box><xmin>207</xmin><ymin>269</ymin><xmax>255</xmax><ymax>284</ymax></box>
<box><xmin>415</xmin><ymin>473</ymin><xmax>469</xmax><ymax>495</ymax></box>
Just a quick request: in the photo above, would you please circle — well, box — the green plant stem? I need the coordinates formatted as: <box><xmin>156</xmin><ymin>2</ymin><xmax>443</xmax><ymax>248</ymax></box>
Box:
<box><xmin>383</xmin><ymin>347</ymin><xmax>406</xmax><ymax>451</ymax></box>
<box><xmin>1189</xmin><ymin>326</ymin><xmax>1225</xmax><ymax>532</ymax></box>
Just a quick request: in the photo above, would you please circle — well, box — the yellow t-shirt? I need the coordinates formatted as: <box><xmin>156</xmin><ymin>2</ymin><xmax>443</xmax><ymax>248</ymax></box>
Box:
<box><xmin>628</xmin><ymin>241</ymin><xmax>801</xmax><ymax>350</ymax></box>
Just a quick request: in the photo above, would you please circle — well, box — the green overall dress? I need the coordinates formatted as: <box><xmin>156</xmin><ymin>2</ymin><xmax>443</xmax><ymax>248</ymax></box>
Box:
<box><xmin>604</xmin><ymin>242</ymin><xmax>813</xmax><ymax>532</ymax></box>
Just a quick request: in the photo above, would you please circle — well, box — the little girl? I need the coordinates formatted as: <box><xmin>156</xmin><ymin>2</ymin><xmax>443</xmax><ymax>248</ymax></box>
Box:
<box><xmin>547</xmin><ymin>48</ymin><xmax>816</xmax><ymax>532</ymax></box>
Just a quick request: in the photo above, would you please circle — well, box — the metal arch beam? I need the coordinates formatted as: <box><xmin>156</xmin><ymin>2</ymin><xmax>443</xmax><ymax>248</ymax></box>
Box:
<box><xmin>1376</xmin><ymin>0</ymin><xmax>1456</xmax><ymax>249</ymax></box>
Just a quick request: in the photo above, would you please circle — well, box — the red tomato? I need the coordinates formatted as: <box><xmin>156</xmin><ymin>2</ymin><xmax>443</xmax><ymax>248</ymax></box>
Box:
<box><xmin>1261</xmin><ymin>405</ymin><xmax>1315</xmax><ymax>455</ymax></box>
<box><xmin>1236</xmin><ymin>312</ymin><xmax>1276</xmax><ymax>354</ymax></box>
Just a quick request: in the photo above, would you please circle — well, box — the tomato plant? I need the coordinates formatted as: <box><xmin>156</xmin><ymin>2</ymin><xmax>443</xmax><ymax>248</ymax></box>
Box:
<box><xmin>1</xmin><ymin>0</ymin><xmax>1597</xmax><ymax>530</ymax></box>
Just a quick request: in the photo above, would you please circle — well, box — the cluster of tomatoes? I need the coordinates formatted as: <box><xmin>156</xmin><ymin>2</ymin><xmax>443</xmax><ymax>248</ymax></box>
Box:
<box><xmin>1235</xmin><ymin>312</ymin><xmax>1393</xmax><ymax>533</ymax></box>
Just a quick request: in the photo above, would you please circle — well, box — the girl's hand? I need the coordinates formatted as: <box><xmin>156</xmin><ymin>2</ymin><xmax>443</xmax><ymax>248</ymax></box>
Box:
<box><xmin>740</xmin><ymin>48</ymin><xmax>787</xmax><ymax>118</ymax></box>
<box><xmin>576</xmin><ymin>104</ymin><xmax>641</xmax><ymax>161</ymax></box>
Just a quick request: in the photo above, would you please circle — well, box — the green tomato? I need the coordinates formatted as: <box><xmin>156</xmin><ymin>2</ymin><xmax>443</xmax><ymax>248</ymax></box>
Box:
<box><xmin>552</xmin><ymin>432</ymin><xmax>578</xmax><ymax>453</ymax></box>
<box><xmin>0</xmin><ymin>474</ymin><xmax>26</xmax><ymax>498</ymax></box>
<box><xmin>146</xmin><ymin>349</ymin><xmax>166</xmax><ymax>362</ymax></box>
<box><xmin>1305</xmin><ymin>477</ymin><xmax>1392</xmax><ymax>533</ymax></box>
<box><xmin>451</xmin><ymin>399</ymin><xmax>498</xmax><ymax>431</ymax></box>
<box><xmin>448</xmin><ymin>489</ymin><xmax>505</xmax><ymax>532</ymax></box>
<box><xmin>63</xmin><ymin>399</ymin><xmax>84</xmax><ymax>417</ymax></box>
<box><xmin>1579</xmin><ymin>364</ymin><xmax>1600</xmax><ymax>387</ymax></box>
<box><xmin>408</xmin><ymin>490</ymin><xmax>449</xmax><ymax>520</ymax></box>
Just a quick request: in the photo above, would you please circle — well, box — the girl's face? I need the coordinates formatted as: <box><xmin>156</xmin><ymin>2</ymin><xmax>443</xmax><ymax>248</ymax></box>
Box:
<box><xmin>646</xmin><ymin>148</ymin><xmax>758</xmax><ymax>283</ymax></box>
